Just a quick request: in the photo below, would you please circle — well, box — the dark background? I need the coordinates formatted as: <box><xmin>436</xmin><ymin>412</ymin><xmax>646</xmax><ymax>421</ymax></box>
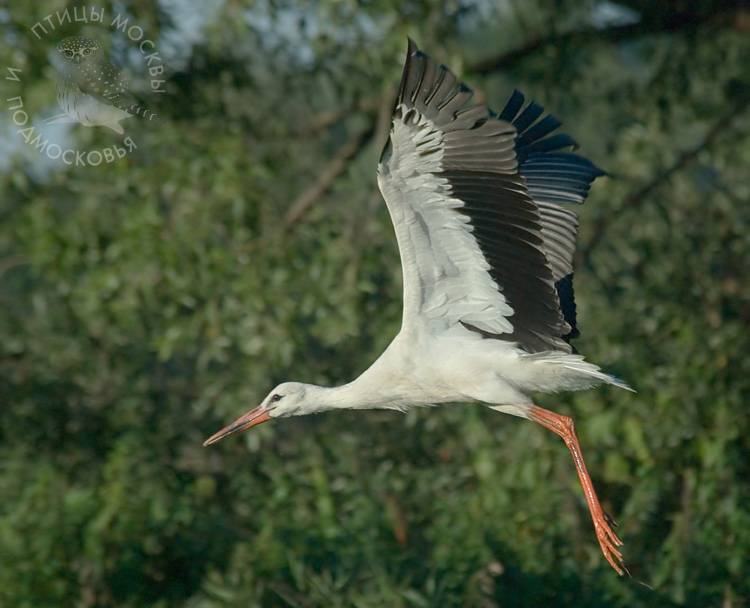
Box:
<box><xmin>1</xmin><ymin>1</ymin><xmax>749</xmax><ymax>606</ymax></box>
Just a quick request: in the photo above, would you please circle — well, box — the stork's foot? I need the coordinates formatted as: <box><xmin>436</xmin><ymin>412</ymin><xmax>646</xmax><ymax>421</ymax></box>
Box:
<box><xmin>529</xmin><ymin>404</ymin><xmax>627</xmax><ymax>576</ymax></box>
<box><xmin>592</xmin><ymin>502</ymin><xmax>626</xmax><ymax>575</ymax></box>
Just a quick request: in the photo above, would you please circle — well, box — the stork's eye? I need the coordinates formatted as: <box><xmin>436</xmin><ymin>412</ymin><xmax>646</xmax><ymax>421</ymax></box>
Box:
<box><xmin>270</xmin><ymin>394</ymin><xmax>283</xmax><ymax>403</ymax></box>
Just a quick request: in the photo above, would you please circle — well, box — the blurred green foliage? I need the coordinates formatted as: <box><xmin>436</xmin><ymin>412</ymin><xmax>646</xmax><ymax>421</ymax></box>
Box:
<box><xmin>1</xmin><ymin>1</ymin><xmax>749</xmax><ymax>606</ymax></box>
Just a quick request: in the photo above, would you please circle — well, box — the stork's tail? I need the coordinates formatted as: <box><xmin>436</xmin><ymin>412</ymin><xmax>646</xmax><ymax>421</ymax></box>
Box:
<box><xmin>519</xmin><ymin>352</ymin><xmax>635</xmax><ymax>393</ymax></box>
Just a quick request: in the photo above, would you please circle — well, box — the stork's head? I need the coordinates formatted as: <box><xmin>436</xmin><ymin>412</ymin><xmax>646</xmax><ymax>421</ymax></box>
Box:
<box><xmin>203</xmin><ymin>382</ymin><xmax>323</xmax><ymax>446</ymax></box>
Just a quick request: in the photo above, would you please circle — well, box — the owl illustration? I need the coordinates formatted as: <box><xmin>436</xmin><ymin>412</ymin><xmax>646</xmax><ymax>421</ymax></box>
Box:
<box><xmin>46</xmin><ymin>36</ymin><xmax>156</xmax><ymax>135</ymax></box>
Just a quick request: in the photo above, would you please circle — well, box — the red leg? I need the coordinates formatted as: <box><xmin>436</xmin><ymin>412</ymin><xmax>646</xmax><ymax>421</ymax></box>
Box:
<box><xmin>529</xmin><ymin>405</ymin><xmax>626</xmax><ymax>575</ymax></box>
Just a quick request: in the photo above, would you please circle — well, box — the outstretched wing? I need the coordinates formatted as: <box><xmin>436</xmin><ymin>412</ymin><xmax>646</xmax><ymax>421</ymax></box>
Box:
<box><xmin>499</xmin><ymin>89</ymin><xmax>605</xmax><ymax>341</ymax></box>
<box><xmin>377</xmin><ymin>40</ymin><xmax>602</xmax><ymax>353</ymax></box>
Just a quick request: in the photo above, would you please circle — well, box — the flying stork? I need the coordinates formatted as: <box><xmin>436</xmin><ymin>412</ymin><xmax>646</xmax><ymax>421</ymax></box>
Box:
<box><xmin>205</xmin><ymin>40</ymin><xmax>632</xmax><ymax>575</ymax></box>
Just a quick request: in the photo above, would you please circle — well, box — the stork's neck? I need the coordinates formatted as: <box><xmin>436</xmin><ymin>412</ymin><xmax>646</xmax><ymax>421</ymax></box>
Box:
<box><xmin>295</xmin><ymin>336</ymin><xmax>418</xmax><ymax>413</ymax></box>
<box><xmin>306</xmin><ymin>381</ymin><xmax>384</xmax><ymax>412</ymax></box>
<box><xmin>306</xmin><ymin>360</ymin><xmax>408</xmax><ymax>412</ymax></box>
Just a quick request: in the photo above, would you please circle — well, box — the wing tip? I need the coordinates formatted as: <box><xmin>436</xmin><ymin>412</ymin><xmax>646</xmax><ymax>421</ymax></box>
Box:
<box><xmin>399</xmin><ymin>37</ymin><xmax>424</xmax><ymax>105</ymax></box>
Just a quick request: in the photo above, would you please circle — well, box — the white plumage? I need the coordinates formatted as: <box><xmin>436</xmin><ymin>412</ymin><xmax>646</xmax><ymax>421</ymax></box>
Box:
<box><xmin>205</xmin><ymin>40</ymin><xmax>631</xmax><ymax>576</ymax></box>
<box><xmin>379</xmin><ymin>109</ymin><xmax>516</xmax><ymax>336</ymax></box>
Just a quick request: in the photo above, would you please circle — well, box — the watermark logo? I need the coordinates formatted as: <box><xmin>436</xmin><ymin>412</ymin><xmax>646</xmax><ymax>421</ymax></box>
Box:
<box><xmin>4</xmin><ymin>6</ymin><xmax>166</xmax><ymax>167</ymax></box>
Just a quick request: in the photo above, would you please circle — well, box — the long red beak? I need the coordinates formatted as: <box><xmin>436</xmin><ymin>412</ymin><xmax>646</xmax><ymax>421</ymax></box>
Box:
<box><xmin>203</xmin><ymin>406</ymin><xmax>272</xmax><ymax>446</ymax></box>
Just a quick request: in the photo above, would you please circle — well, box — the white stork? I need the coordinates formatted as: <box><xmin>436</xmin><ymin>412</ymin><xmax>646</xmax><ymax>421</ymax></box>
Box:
<box><xmin>205</xmin><ymin>40</ymin><xmax>632</xmax><ymax>575</ymax></box>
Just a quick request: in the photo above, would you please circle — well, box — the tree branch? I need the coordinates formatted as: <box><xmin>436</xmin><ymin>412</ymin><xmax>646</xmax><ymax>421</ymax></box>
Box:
<box><xmin>374</xmin><ymin>85</ymin><xmax>396</xmax><ymax>154</ymax></box>
<box><xmin>581</xmin><ymin>97</ymin><xmax>750</xmax><ymax>262</ymax></box>
<box><xmin>469</xmin><ymin>5</ymin><xmax>745</xmax><ymax>75</ymax></box>
<box><xmin>0</xmin><ymin>255</ymin><xmax>28</xmax><ymax>278</ymax></box>
<box><xmin>283</xmin><ymin>128</ymin><xmax>372</xmax><ymax>229</ymax></box>
<box><xmin>302</xmin><ymin>97</ymin><xmax>380</xmax><ymax>135</ymax></box>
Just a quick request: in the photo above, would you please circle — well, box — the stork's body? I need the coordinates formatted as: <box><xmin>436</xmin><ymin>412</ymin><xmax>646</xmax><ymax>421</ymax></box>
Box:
<box><xmin>308</xmin><ymin>331</ymin><xmax>618</xmax><ymax>412</ymax></box>
<box><xmin>205</xmin><ymin>41</ymin><xmax>631</xmax><ymax>575</ymax></box>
